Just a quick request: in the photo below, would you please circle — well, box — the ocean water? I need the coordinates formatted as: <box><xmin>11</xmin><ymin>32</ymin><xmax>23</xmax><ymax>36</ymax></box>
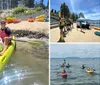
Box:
<box><xmin>88</xmin><ymin>20</ymin><xmax>100</xmax><ymax>27</ymax></box>
<box><xmin>50</xmin><ymin>17</ymin><xmax>100</xmax><ymax>28</ymax></box>
<box><xmin>50</xmin><ymin>58</ymin><xmax>100</xmax><ymax>85</ymax></box>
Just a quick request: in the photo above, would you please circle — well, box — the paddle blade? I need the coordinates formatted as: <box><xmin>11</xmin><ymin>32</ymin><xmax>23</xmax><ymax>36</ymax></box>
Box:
<box><xmin>28</xmin><ymin>40</ymin><xmax>46</xmax><ymax>46</ymax></box>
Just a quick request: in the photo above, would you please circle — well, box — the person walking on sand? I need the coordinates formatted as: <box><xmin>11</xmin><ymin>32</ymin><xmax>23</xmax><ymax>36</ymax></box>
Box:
<box><xmin>59</xmin><ymin>18</ymin><xmax>66</xmax><ymax>41</ymax></box>
<box><xmin>0</xmin><ymin>21</ymin><xmax>12</xmax><ymax>55</ymax></box>
<box><xmin>59</xmin><ymin>18</ymin><xmax>64</xmax><ymax>36</ymax></box>
<box><xmin>80</xmin><ymin>21</ymin><xmax>83</xmax><ymax>32</ymax></box>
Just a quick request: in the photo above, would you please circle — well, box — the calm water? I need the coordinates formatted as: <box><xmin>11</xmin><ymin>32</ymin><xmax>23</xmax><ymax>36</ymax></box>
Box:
<box><xmin>50</xmin><ymin>58</ymin><xmax>100</xmax><ymax>85</ymax></box>
<box><xmin>88</xmin><ymin>20</ymin><xmax>100</xmax><ymax>27</ymax></box>
<box><xmin>0</xmin><ymin>42</ymin><xmax>48</xmax><ymax>85</ymax></box>
<box><xmin>51</xmin><ymin>17</ymin><xmax>100</xmax><ymax>27</ymax></box>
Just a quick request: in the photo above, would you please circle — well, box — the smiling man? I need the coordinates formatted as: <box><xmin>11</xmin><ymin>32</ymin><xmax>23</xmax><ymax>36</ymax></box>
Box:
<box><xmin>0</xmin><ymin>21</ymin><xmax>12</xmax><ymax>55</ymax></box>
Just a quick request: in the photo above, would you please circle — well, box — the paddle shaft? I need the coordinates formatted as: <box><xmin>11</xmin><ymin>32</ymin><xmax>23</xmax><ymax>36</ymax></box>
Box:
<box><xmin>12</xmin><ymin>39</ymin><xmax>27</xmax><ymax>42</ymax></box>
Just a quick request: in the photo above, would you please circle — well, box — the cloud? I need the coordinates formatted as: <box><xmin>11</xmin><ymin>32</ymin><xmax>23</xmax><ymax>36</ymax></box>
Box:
<box><xmin>85</xmin><ymin>13</ymin><xmax>100</xmax><ymax>20</ymax></box>
<box><xmin>91</xmin><ymin>6</ymin><xmax>100</xmax><ymax>13</ymax></box>
<box><xmin>76</xmin><ymin>10</ymin><xmax>88</xmax><ymax>14</ymax></box>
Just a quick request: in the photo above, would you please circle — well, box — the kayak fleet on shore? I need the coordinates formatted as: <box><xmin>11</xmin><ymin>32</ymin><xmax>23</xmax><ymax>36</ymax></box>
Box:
<box><xmin>4</xmin><ymin>14</ymin><xmax>49</xmax><ymax>24</ymax></box>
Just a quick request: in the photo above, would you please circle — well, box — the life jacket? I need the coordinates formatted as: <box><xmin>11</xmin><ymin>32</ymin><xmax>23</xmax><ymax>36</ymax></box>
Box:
<box><xmin>0</xmin><ymin>28</ymin><xmax>9</xmax><ymax>42</ymax></box>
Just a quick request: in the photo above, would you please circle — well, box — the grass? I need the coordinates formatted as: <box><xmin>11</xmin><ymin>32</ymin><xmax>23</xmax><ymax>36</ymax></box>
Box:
<box><xmin>11</xmin><ymin>6</ymin><xmax>43</xmax><ymax>17</ymax></box>
<box><xmin>0</xmin><ymin>6</ymin><xmax>43</xmax><ymax>19</ymax></box>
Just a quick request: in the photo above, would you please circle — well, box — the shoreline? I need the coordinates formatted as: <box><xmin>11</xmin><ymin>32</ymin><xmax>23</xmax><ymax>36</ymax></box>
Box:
<box><xmin>50</xmin><ymin>23</ymin><xmax>100</xmax><ymax>42</ymax></box>
<box><xmin>0</xmin><ymin>21</ymin><xmax>49</xmax><ymax>42</ymax></box>
<box><xmin>12</xmin><ymin>29</ymin><xmax>48</xmax><ymax>40</ymax></box>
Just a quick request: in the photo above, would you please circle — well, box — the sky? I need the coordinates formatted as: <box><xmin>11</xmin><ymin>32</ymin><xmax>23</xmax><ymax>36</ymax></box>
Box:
<box><xmin>50</xmin><ymin>0</ymin><xmax>100</xmax><ymax>20</ymax></box>
<box><xmin>35</xmin><ymin>0</ymin><xmax>48</xmax><ymax>6</ymax></box>
<box><xmin>50</xmin><ymin>44</ymin><xmax>100</xmax><ymax>58</ymax></box>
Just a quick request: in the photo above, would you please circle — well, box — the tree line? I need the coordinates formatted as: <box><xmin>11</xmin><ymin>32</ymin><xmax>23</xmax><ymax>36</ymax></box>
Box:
<box><xmin>51</xmin><ymin>2</ymin><xmax>85</xmax><ymax>21</ymax></box>
<box><xmin>0</xmin><ymin>0</ymin><xmax>49</xmax><ymax>10</ymax></box>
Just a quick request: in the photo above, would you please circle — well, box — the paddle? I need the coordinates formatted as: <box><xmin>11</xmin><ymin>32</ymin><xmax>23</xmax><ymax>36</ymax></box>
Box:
<box><xmin>13</xmin><ymin>39</ymin><xmax>46</xmax><ymax>46</ymax></box>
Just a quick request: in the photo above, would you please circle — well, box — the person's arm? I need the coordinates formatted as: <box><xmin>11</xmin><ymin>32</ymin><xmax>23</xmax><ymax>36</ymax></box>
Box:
<box><xmin>5</xmin><ymin>27</ymin><xmax>13</xmax><ymax>39</ymax></box>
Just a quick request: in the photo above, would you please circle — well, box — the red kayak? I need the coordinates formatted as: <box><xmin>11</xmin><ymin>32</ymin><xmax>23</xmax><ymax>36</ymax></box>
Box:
<box><xmin>61</xmin><ymin>73</ymin><xmax>67</xmax><ymax>77</ymax></box>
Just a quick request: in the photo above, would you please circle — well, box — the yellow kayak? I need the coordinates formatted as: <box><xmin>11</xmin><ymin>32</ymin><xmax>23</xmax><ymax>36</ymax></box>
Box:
<box><xmin>94</xmin><ymin>27</ymin><xmax>100</xmax><ymax>31</ymax></box>
<box><xmin>0</xmin><ymin>36</ymin><xmax>15</xmax><ymax>73</ymax></box>
<box><xmin>86</xmin><ymin>69</ymin><xmax>94</xmax><ymax>74</ymax></box>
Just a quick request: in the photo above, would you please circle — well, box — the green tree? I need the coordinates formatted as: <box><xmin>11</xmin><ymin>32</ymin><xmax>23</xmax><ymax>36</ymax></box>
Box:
<box><xmin>20</xmin><ymin>0</ymin><xmax>34</xmax><ymax>8</ymax></box>
<box><xmin>60</xmin><ymin>3</ymin><xmax>70</xmax><ymax>19</ymax></box>
<box><xmin>79</xmin><ymin>12</ymin><xmax>85</xmax><ymax>18</ymax></box>
<box><xmin>11</xmin><ymin>0</ymin><xmax>18</xmax><ymax>8</ymax></box>
<box><xmin>70</xmin><ymin>13</ymin><xmax>79</xmax><ymax>21</ymax></box>
<box><xmin>75</xmin><ymin>13</ymin><xmax>79</xmax><ymax>20</ymax></box>
<box><xmin>70</xmin><ymin>12</ymin><xmax>75</xmax><ymax>21</ymax></box>
<box><xmin>40</xmin><ymin>0</ymin><xmax>43</xmax><ymax>6</ymax></box>
<box><xmin>25</xmin><ymin>0</ymin><xmax>34</xmax><ymax>8</ymax></box>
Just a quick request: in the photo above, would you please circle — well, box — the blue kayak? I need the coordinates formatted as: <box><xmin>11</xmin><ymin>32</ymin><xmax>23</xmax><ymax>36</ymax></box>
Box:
<box><xmin>94</xmin><ymin>31</ymin><xmax>100</xmax><ymax>36</ymax></box>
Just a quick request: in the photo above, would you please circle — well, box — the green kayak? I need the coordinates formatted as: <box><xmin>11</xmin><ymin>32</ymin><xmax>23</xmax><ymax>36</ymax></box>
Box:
<box><xmin>0</xmin><ymin>36</ymin><xmax>15</xmax><ymax>73</ymax></box>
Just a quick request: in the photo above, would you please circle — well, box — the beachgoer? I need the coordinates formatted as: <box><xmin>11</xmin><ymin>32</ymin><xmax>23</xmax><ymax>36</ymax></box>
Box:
<box><xmin>80</xmin><ymin>21</ymin><xmax>83</xmax><ymax>31</ymax></box>
<box><xmin>0</xmin><ymin>21</ymin><xmax>12</xmax><ymax>55</ymax></box>
<box><xmin>59</xmin><ymin>18</ymin><xmax>65</xmax><ymax>37</ymax></box>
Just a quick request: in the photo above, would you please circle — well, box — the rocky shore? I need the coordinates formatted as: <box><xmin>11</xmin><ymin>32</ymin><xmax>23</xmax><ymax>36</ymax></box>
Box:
<box><xmin>12</xmin><ymin>29</ymin><xmax>49</xmax><ymax>39</ymax></box>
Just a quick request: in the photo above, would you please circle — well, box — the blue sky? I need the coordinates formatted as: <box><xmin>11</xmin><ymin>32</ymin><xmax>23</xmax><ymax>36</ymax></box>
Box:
<box><xmin>50</xmin><ymin>0</ymin><xmax>100</xmax><ymax>20</ymax></box>
<box><xmin>50</xmin><ymin>44</ymin><xmax>100</xmax><ymax>58</ymax></box>
<box><xmin>35</xmin><ymin>0</ymin><xmax>48</xmax><ymax>6</ymax></box>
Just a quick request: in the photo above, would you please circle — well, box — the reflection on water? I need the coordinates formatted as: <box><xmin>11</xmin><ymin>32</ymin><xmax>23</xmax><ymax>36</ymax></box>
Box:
<box><xmin>0</xmin><ymin>64</ymin><xmax>43</xmax><ymax>85</ymax></box>
<box><xmin>0</xmin><ymin>42</ymin><xmax>48</xmax><ymax>85</ymax></box>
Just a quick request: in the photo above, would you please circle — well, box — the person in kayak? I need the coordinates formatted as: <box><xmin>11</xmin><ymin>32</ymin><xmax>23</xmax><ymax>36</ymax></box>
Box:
<box><xmin>82</xmin><ymin>64</ymin><xmax>85</xmax><ymax>69</ymax></box>
<box><xmin>0</xmin><ymin>21</ymin><xmax>12</xmax><ymax>55</ymax></box>
<box><xmin>62</xmin><ymin>59</ymin><xmax>66</xmax><ymax>67</ymax></box>
<box><xmin>61</xmin><ymin>59</ymin><xmax>66</xmax><ymax>68</ymax></box>
<box><xmin>62</xmin><ymin>69</ymin><xmax>66</xmax><ymax>73</ymax></box>
<box><xmin>66</xmin><ymin>63</ymin><xmax>70</xmax><ymax>68</ymax></box>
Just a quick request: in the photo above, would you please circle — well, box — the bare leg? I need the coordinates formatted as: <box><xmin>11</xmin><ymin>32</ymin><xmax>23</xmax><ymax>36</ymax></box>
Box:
<box><xmin>80</xmin><ymin>28</ymin><xmax>82</xmax><ymax>32</ymax></box>
<box><xmin>0</xmin><ymin>37</ymin><xmax>11</xmax><ymax>55</ymax></box>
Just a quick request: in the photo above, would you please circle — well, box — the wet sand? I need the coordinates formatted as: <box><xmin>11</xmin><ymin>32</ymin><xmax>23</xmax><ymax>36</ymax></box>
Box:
<box><xmin>50</xmin><ymin>23</ymin><xmax>100</xmax><ymax>42</ymax></box>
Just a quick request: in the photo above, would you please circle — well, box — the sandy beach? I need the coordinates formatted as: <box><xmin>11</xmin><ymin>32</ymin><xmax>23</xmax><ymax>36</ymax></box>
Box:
<box><xmin>5</xmin><ymin>21</ymin><xmax>49</xmax><ymax>33</ymax></box>
<box><xmin>50</xmin><ymin>23</ymin><xmax>100</xmax><ymax>42</ymax></box>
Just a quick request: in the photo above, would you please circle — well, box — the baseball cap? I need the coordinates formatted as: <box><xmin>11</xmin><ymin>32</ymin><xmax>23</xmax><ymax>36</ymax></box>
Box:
<box><xmin>0</xmin><ymin>20</ymin><xmax>6</xmax><ymax>24</ymax></box>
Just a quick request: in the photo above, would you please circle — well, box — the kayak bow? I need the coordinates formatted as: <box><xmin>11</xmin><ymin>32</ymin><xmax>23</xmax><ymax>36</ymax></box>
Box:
<box><xmin>0</xmin><ymin>36</ymin><xmax>15</xmax><ymax>73</ymax></box>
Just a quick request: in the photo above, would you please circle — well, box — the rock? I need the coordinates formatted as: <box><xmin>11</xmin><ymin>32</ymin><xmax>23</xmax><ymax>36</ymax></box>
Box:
<box><xmin>1</xmin><ymin>10</ymin><xmax>13</xmax><ymax>18</ymax></box>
